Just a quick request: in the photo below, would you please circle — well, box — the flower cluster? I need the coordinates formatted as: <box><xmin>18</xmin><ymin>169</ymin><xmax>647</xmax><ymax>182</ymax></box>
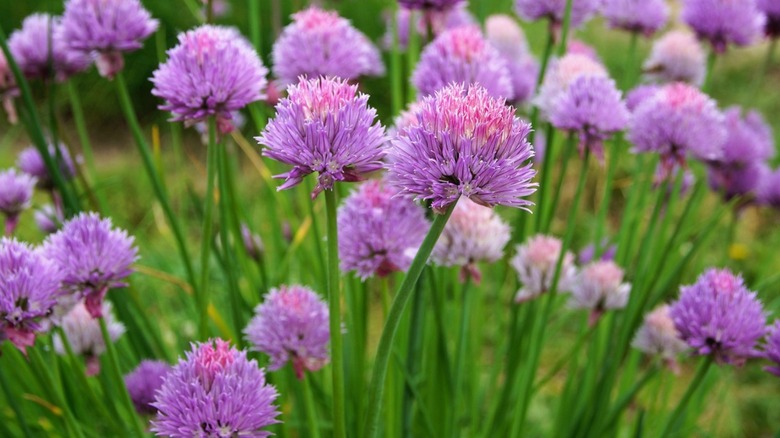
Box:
<box><xmin>511</xmin><ymin>234</ymin><xmax>576</xmax><ymax>303</ymax></box>
<box><xmin>682</xmin><ymin>0</ymin><xmax>765</xmax><ymax>53</ymax></box>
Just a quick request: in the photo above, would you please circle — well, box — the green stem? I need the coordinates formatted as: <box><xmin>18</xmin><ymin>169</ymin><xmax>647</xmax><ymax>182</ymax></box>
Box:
<box><xmin>324</xmin><ymin>188</ymin><xmax>346</xmax><ymax>438</ymax></box>
<box><xmin>363</xmin><ymin>201</ymin><xmax>458</xmax><ymax>438</ymax></box>
<box><xmin>543</xmin><ymin>132</ymin><xmax>575</xmax><ymax>232</ymax></box>
<box><xmin>28</xmin><ymin>348</ymin><xmax>85</xmax><ymax>438</ymax></box>
<box><xmin>660</xmin><ymin>357</ymin><xmax>714</xmax><ymax>437</ymax></box>
<box><xmin>533</xmin><ymin>123</ymin><xmax>556</xmax><ymax>232</ymax></box>
<box><xmin>197</xmin><ymin>119</ymin><xmax>219</xmax><ymax>339</ymax></box>
<box><xmin>622</xmin><ymin>33</ymin><xmax>640</xmax><ymax>90</ymax></box>
<box><xmin>593</xmin><ymin>134</ymin><xmax>624</xmax><ymax>253</ymax></box>
<box><xmin>402</xmin><ymin>268</ymin><xmax>428</xmax><ymax>437</ymax></box>
<box><xmin>532</xmin><ymin>322</ymin><xmax>596</xmax><ymax>392</ymax></box>
<box><xmin>391</xmin><ymin>6</ymin><xmax>404</xmax><ymax>115</ymax></box>
<box><xmin>702</xmin><ymin>51</ymin><xmax>717</xmax><ymax>93</ymax></box>
<box><xmin>750</xmin><ymin>39</ymin><xmax>777</xmax><ymax>104</ymax></box>
<box><xmin>301</xmin><ymin>377</ymin><xmax>321</xmax><ymax>438</ymax></box>
<box><xmin>556</xmin><ymin>0</ymin><xmax>575</xmax><ymax>57</ymax></box>
<box><xmin>67</xmin><ymin>81</ymin><xmax>106</xmax><ymax>210</ymax></box>
<box><xmin>248</xmin><ymin>0</ymin><xmax>262</xmax><ymax>51</ymax></box>
<box><xmin>407</xmin><ymin>13</ymin><xmax>420</xmax><ymax>103</ymax></box>
<box><xmin>0</xmin><ymin>364</ymin><xmax>33</xmax><ymax>438</ymax></box>
<box><xmin>452</xmin><ymin>277</ymin><xmax>473</xmax><ymax>437</ymax></box>
<box><xmin>99</xmin><ymin>317</ymin><xmax>145</xmax><ymax>437</ymax></box>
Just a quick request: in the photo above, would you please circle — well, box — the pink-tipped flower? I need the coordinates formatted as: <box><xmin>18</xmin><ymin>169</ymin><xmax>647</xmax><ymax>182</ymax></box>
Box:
<box><xmin>124</xmin><ymin>360</ymin><xmax>172</xmax><ymax>414</ymax></box>
<box><xmin>0</xmin><ymin>169</ymin><xmax>36</xmax><ymax>235</ymax></box>
<box><xmin>338</xmin><ymin>180</ymin><xmax>429</xmax><ymax>280</ymax></box>
<box><xmin>399</xmin><ymin>0</ymin><xmax>465</xmax><ymax>10</ymax></box>
<box><xmin>53</xmin><ymin>301</ymin><xmax>125</xmax><ymax>375</ymax></box>
<box><xmin>9</xmin><ymin>14</ymin><xmax>91</xmax><ymax>82</ymax></box>
<box><xmin>758</xmin><ymin>0</ymin><xmax>780</xmax><ymax>38</ymax></box>
<box><xmin>485</xmin><ymin>14</ymin><xmax>540</xmax><ymax>104</ymax></box>
<box><xmin>601</xmin><ymin>0</ymin><xmax>669</xmax><ymax>36</ymax></box>
<box><xmin>258</xmin><ymin>77</ymin><xmax>387</xmax><ymax>198</ymax></box>
<box><xmin>62</xmin><ymin>0</ymin><xmax>158</xmax><ymax>79</ymax></box>
<box><xmin>431</xmin><ymin>198</ymin><xmax>511</xmax><ymax>283</ymax></box>
<box><xmin>535</xmin><ymin>53</ymin><xmax>608</xmax><ymax>120</ymax></box>
<box><xmin>568</xmin><ymin>260</ymin><xmax>631</xmax><ymax>326</ymax></box>
<box><xmin>151</xmin><ymin>25</ymin><xmax>268</xmax><ymax>134</ymax></box>
<box><xmin>244</xmin><ymin>285</ymin><xmax>330</xmax><ymax>379</ymax></box>
<box><xmin>682</xmin><ymin>0</ymin><xmax>765</xmax><ymax>53</ymax></box>
<box><xmin>17</xmin><ymin>144</ymin><xmax>77</xmax><ymax>191</ymax></box>
<box><xmin>272</xmin><ymin>6</ymin><xmax>383</xmax><ymax>87</ymax></box>
<box><xmin>0</xmin><ymin>50</ymin><xmax>18</xmax><ymax>124</ymax></box>
<box><xmin>765</xmin><ymin>321</ymin><xmax>780</xmax><ymax>376</ymax></box>
<box><xmin>643</xmin><ymin>30</ymin><xmax>707</xmax><ymax>86</ymax></box>
<box><xmin>412</xmin><ymin>26</ymin><xmax>513</xmax><ymax>99</ymax></box>
<box><xmin>514</xmin><ymin>0</ymin><xmax>600</xmax><ymax>28</ymax></box>
<box><xmin>387</xmin><ymin>83</ymin><xmax>537</xmax><ymax>212</ymax></box>
<box><xmin>511</xmin><ymin>234</ymin><xmax>576</xmax><ymax>303</ymax></box>
<box><xmin>632</xmin><ymin>304</ymin><xmax>688</xmax><ymax>372</ymax></box>
<box><xmin>152</xmin><ymin>340</ymin><xmax>280</xmax><ymax>437</ymax></box>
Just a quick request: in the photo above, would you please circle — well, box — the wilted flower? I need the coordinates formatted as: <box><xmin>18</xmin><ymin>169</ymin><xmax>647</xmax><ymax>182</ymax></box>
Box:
<box><xmin>124</xmin><ymin>360</ymin><xmax>172</xmax><ymax>414</ymax></box>
<box><xmin>765</xmin><ymin>321</ymin><xmax>780</xmax><ymax>376</ymax></box>
<box><xmin>682</xmin><ymin>0</ymin><xmax>765</xmax><ymax>53</ymax></box>
<box><xmin>758</xmin><ymin>0</ymin><xmax>780</xmax><ymax>38</ymax></box>
<box><xmin>601</xmin><ymin>0</ymin><xmax>669</xmax><ymax>36</ymax></box>
<box><xmin>272</xmin><ymin>6</ymin><xmax>383</xmax><ymax>87</ymax></box>
<box><xmin>431</xmin><ymin>198</ymin><xmax>511</xmax><ymax>283</ymax></box>
<box><xmin>0</xmin><ymin>169</ymin><xmax>36</xmax><ymax>235</ymax></box>
<box><xmin>568</xmin><ymin>260</ymin><xmax>631</xmax><ymax>325</ymax></box>
<box><xmin>398</xmin><ymin>0</ymin><xmax>465</xmax><ymax>10</ymax></box>
<box><xmin>485</xmin><ymin>14</ymin><xmax>540</xmax><ymax>104</ymax></box>
<box><xmin>53</xmin><ymin>301</ymin><xmax>125</xmax><ymax>375</ymax></box>
<box><xmin>258</xmin><ymin>77</ymin><xmax>387</xmax><ymax>198</ymax></box>
<box><xmin>514</xmin><ymin>0</ymin><xmax>600</xmax><ymax>28</ymax></box>
<box><xmin>643</xmin><ymin>30</ymin><xmax>707</xmax><ymax>86</ymax></box>
<box><xmin>632</xmin><ymin>304</ymin><xmax>688</xmax><ymax>371</ymax></box>
<box><xmin>244</xmin><ymin>285</ymin><xmax>330</xmax><ymax>378</ymax></box>
<box><xmin>511</xmin><ymin>234</ymin><xmax>576</xmax><ymax>303</ymax></box>
<box><xmin>412</xmin><ymin>26</ymin><xmax>513</xmax><ymax>99</ymax></box>
<box><xmin>151</xmin><ymin>25</ymin><xmax>268</xmax><ymax>134</ymax></box>
<box><xmin>387</xmin><ymin>83</ymin><xmax>537</xmax><ymax>212</ymax></box>
<box><xmin>9</xmin><ymin>14</ymin><xmax>91</xmax><ymax>82</ymax></box>
<box><xmin>34</xmin><ymin>204</ymin><xmax>62</xmax><ymax>235</ymax></box>
<box><xmin>152</xmin><ymin>340</ymin><xmax>280</xmax><ymax>437</ymax></box>
<box><xmin>535</xmin><ymin>53</ymin><xmax>608</xmax><ymax>119</ymax></box>
<box><xmin>0</xmin><ymin>50</ymin><xmax>18</xmax><ymax>124</ymax></box>
<box><xmin>43</xmin><ymin>212</ymin><xmax>138</xmax><ymax>318</ymax></box>
<box><xmin>338</xmin><ymin>180</ymin><xmax>428</xmax><ymax>279</ymax></box>
<box><xmin>17</xmin><ymin>144</ymin><xmax>77</xmax><ymax>191</ymax></box>
<box><xmin>670</xmin><ymin>268</ymin><xmax>766</xmax><ymax>365</ymax></box>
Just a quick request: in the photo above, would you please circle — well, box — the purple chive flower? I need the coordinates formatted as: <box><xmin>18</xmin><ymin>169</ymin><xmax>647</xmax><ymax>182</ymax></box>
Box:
<box><xmin>569</xmin><ymin>260</ymin><xmax>631</xmax><ymax>325</ymax></box>
<box><xmin>514</xmin><ymin>0</ymin><xmax>600</xmax><ymax>28</ymax></box>
<box><xmin>53</xmin><ymin>301</ymin><xmax>125</xmax><ymax>375</ymax></box>
<box><xmin>152</xmin><ymin>340</ymin><xmax>280</xmax><ymax>437</ymax></box>
<box><xmin>535</xmin><ymin>53</ymin><xmax>608</xmax><ymax>119</ymax></box>
<box><xmin>42</xmin><ymin>212</ymin><xmax>138</xmax><ymax>319</ymax></box>
<box><xmin>383</xmin><ymin>4</ymin><xmax>475</xmax><ymax>52</ymax></box>
<box><xmin>62</xmin><ymin>0</ymin><xmax>159</xmax><ymax>79</ymax></box>
<box><xmin>758</xmin><ymin>0</ymin><xmax>780</xmax><ymax>38</ymax></box>
<box><xmin>512</xmin><ymin>234</ymin><xmax>576</xmax><ymax>303</ymax></box>
<box><xmin>124</xmin><ymin>360</ymin><xmax>172</xmax><ymax>414</ymax></box>
<box><xmin>628</xmin><ymin>82</ymin><xmax>725</xmax><ymax>180</ymax></box>
<box><xmin>258</xmin><ymin>77</ymin><xmax>387</xmax><ymax>198</ymax></box>
<box><xmin>431</xmin><ymin>198</ymin><xmax>511</xmax><ymax>283</ymax></box>
<box><xmin>244</xmin><ymin>286</ymin><xmax>330</xmax><ymax>378</ymax></box>
<box><xmin>708</xmin><ymin>161</ymin><xmax>768</xmax><ymax>203</ymax></box>
<box><xmin>601</xmin><ymin>0</ymin><xmax>669</xmax><ymax>36</ymax></box>
<box><xmin>0</xmin><ymin>238</ymin><xmax>64</xmax><ymax>354</ymax></box>
<box><xmin>8</xmin><ymin>14</ymin><xmax>91</xmax><ymax>82</ymax></box>
<box><xmin>682</xmin><ymin>0</ymin><xmax>765</xmax><ymax>53</ymax></box>
<box><xmin>387</xmin><ymin>83</ymin><xmax>537</xmax><ymax>212</ymax></box>
<box><xmin>670</xmin><ymin>268</ymin><xmax>766</xmax><ymax>365</ymax></box>
<box><xmin>338</xmin><ymin>180</ymin><xmax>429</xmax><ymax>280</ymax></box>
<box><xmin>272</xmin><ymin>6</ymin><xmax>383</xmax><ymax>87</ymax></box>
<box><xmin>0</xmin><ymin>169</ymin><xmax>36</xmax><ymax>235</ymax></box>
<box><xmin>549</xmin><ymin>75</ymin><xmax>629</xmax><ymax>159</ymax></box>
<box><xmin>151</xmin><ymin>26</ymin><xmax>268</xmax><ymax>134</ymax></box>
<box><xmin>241</xmin><ymin>223</ymin><xmax>264</xmax><ymax>262</ymax></box>
<box><xmin>398</xmin><ymin>0</ymin><xmax>465</xmax><ymax>10</ymax></box>
<box><xmin>17</xmin><ymin>144</ymin><xmax>77</xmax><ymax>191</ymax></box>
<box><xmin>35</xmin><ymin>204</ymin><xmax>63</xmax><ymax>235</ymax></box>
<box><xmin>632</xmin><ymin>304</ymin><xmax>688</xmax><ymax>372</ymax></box>
<box><xmin>485</xmin><ymin>14</ymin><xmax>540</xmax><ymax>105</ymax></box>
<box><xmin>0</xmin><ymin>50</ymin><xmax>19</xmax><ymax>124</ymax></box>
<box><xmin>643</xmin><ymin>30</ymin><xmax>707</xmax><ymax>86</ymax></box>
<box><xmin>765</xmin><ymin>321</ymin><xmax>780</xmax><ymax>376</ymax></box>
<box><xmin>412</xmin><ymin>26</ymin><xmax>513</xmax><ymax>99</ymax></box>
<box><xmin>626</xmin><ymin>85</ymin><xmax>661</xmax><ymax>112</ymax></box>
<box><xmin>758</xmin><ymin>167</ymin><xmax>780</xmax><ymax>208</ymax></box>
<box><xmin>578</xmin><ymin>241</ymin><xmax>617</xmax><ymax>265</ymax></box>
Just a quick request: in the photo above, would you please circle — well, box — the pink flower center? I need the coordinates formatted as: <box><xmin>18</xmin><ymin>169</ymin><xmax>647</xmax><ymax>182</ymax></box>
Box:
<box><xmin>195</xmin><ymin>340</ymin><xmax>235</xmax><ymax>388</ymax></box>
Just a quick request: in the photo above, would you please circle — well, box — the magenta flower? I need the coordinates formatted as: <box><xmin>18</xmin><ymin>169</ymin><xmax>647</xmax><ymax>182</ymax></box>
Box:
<box><xmin>485</xmin><ymin>14</ymin><xmax>540</xmax><ymax>104</ymax></box>
<box><xmin>124</xmin><ymin>360</ymin><xmax>172</xmax><ymax>414</ymax></box>
<box><xmin>0</xmin><ymin>169</ymin><xmax>36</xmax><ymax>235</ymax></box>
<box><xmin>412</xmin><ymin>26</ymin><xmax>513</xmax><ymax>99</ymax></box>
<box><xmin>514</xmin><ymin>0</ymin><xmax>600</xmax><ymax>28</ymax></box>
<box><xmin>62</xmin><ymin>0</ymin><xmax>158</xmax><ymax>78</ymax></box>
<box><xmin>512</xmin><ymin>234</ymin><xmax>576</xmax><ymax>303</ymax></box>
<box><xmin>258</xmin><ymin>77</ymin><xmax>387</xmax><ymax>198</ymax></box>
<box><xmin>398</xmin><ymin>0</ymin><xmax>465</xmax><ymax>10</ymax></box>
<box><xmin>765</xmin><ymin>321</ymin><xmax>780</xmax><ymax>376</ymax></box>
<box><xmin>0</xmin><ymin>50</ymin><xmax>18</xmax><ymax>124</ymax></box>
<box><xmin>682</xmin><ymin>0</ymin><xmax>765</xmax><ymax>53</ymax></box>
<box><xmin>643</xmin><ymin>31</ymin><xmax>706</xmax><ymax>86</ymax></box>
<box><xmin>632</xmin><ymin>304</ymin><xmax>688</xmax><ymax>372</ymax></box>
<box><xmin>601</xmin><ymin>0</ymin><xmax>669</xmax><ymax>36</ymax></box>
<box><xmin>272</xmin><ymin>6</ymin><xmax>383</xmax><ymax>87</ymax></box>
<box><xmin>17</xmin><ymin>144</ymin><xmax>77</xmax><ymax>191</ymax></box>
<box><xmin>151</xmin><ymin>25</ymin><xmax>268</xmax><ymax>134</ymax></box>
<box><xmin>568</xmin><ymin>260</ymin><xmax>631</xmax><ymax>325</ymax></box>
<box><xmin>53</xmin><ymin>301</ymin><xmax>125</xmax><ymax>375</ymax></box>
<box><xmin>244</xmin><ymin>285</ymin><xmax>330</xmax><ymax>378</ymax></box>
<box><xmin>670</xmin><ymin>268</ymin><xmax>766</xmax><ymax>365</ymax></box>
<box><xmin>387</xmin><ymin>83</ymin><xmax>537</xmax><ymax>212</ymax></box>
<box><xmin>758</xmin><ymin>0</ymin><xmax>780</xmax><ymax>38</ymax></box>
<box><xmin>152</xmin><ymin>340</ymin><xmax>280</xmax><ymax>437</ymax></box>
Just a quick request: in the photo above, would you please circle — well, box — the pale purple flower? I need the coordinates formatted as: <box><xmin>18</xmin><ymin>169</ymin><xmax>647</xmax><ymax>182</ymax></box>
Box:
<box><xmin>17</xmin><ymin>144</ymin><xmax>77</xmax><ymax>191</ymax></box>
<box><xmin>258</xmin><ymin>77</ymin><xmax>386</xmax><ymax>198</ymax></box>
<box><xmin>241</xmin><ymin>224</ymin><xmax>264</xmax><ymax>262</ymax></box>
<box><xmin>8</xmin><ymin>14</ymin><xmax>91</xmax><ymax>82</ymax></box>
<box><xmin>758</xmin><ymin>0</ymin><xmax>780</xmax><ymax>38</ymax></box>
<box><xmin>244</xmin><ymin>285</ymin><xmax>329</xmax><ymax>378</ymax></box>
<box><xmin>643</xmin><ymin>30</ymin><xmax>707</xmax><ymax>86</ymax></box>
<box><xmin>35</xmin><ymin>204</ymin><xmax>63</xmax><ymax>235</ymax></box>
<box><xmin>151</xmin><ymin>26</ymin><xmax>268</xmax><ymax>134</ymax></box>
<box><xmin>632</xmin><ymin>304</ymin><xmax>688</xmax><ymax>371</ymax></box>
<box><xmin>567</xmin><ymin>39</ymin><xmax>601</xmax><ymax>61</ymax></box>
<box><xmin>0</xmin><ymin>169</ymin><xmax>36</xmax><ymax>235</ymax></box>
<box><xmin>0</xmin><ymin>238</ymin><xmax>64</xmax><ymax>354</ymax></box>
<box><xmin>682</xmin><ymin>0</ymin><xmax>765</xmax><ymax>53</ymax></box>
<box><xmin>385</xmin><ymin>3</ymin><xmax>475</xmax><ymax>51</ymax></box>
<box><xmin>399</xmin><ymin>0</ymin><xmax>465</xmax><ymax>10</ymax></box>
<box><xmin>765</xmin><ymin>321</ymin><xmax>780</xmax><ymax>376</ymax></box>
<box><xmin>153</xmin><ymin>340</ymin><xmax>279</xmax><ymax>437</ymax></box>
<box><xmin>568</xmin><ymin>260</ymin><xmax>631</xmax><ymax>325</ymax></box>
<box><xmin>758</xmin><ymin>167</ymin><xmax>780</xmax><ymax>208</ymax></box>
<box><xmin>42</xmin><ymin>212</ymin><xmax>138</xmax><ymax>319</ymax></box>
<box><xmin>601</xmin><ymin>0</ymin><xmax>669</xmax><ymax>36</ymax></box>
<box><xmin>431</xmin><ymin>198</ymin><xmax>511</xmax><ymax>283</ymax></box>
<box><xmin>387</xmin><ymin>83</ymin><xmax>537</xmax><ymax>211</ymax></box>
<box><xmin>514</xmin><ymin>0</ymin><xmax>600</xmax><ymax>27</ymax></box>
<box><xmin>338</xmin><ymin>180</ymin><xmax>429</xmax><ymax>279</ymax></box>
<box><xmin>511</xmin><ymin>234</ymin><xmax>576</xmax><ymax>303</ymax></box>
<box><xmin>412</xmin><ymin>26</ymin><xmax>513</xmax><ymax>99</ymax></box>
<box><xmin>485</xmin><ymin>14</ymin><xmax>540</xmax><ymax>104</ymax></box>
<box><xmin>625</xmin><ymin>84</ymin><xmax>660</xmax><ymax>112</ymax></box>
<box><xmin>0</xmin><ymin>50</ymin><xmax>18</xmax><ymax>124</ymax></box>
<box><xmin>124</xmin><ymin>360</ymin><xmax>172</xmax><ymax>414</ymax></box>
<box><xmin>272</xmin><ymin>6</ymin><xmax>383</xmax><ymax>87</ymax></box>
<box><xmin>718</xmin><ymin>107</ymin><xmax>774</xmax><ymax>166</ymax></box>
<box><xmin>535</xmin><ymin>53</ymin><xmax>608</xmax><ymax>119</ymax></box>
<box><xmin>670</xmin><ymin>268</ymin><xmax>766</xmax><ymax>365</ymax></box>
<box><xmin>62</xmin><ymin>0</ymin><xmax>158</xmax><ymax>79</ymax></box>
<box><xmin>53</xmin><ymin>301</ymin><xmax>125</xmax><ymax>375</ymax></box>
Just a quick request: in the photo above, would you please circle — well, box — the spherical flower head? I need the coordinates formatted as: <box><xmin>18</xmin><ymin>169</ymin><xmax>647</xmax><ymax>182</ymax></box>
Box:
<box><xmin>244</xmin><ymin>286</ymin><xmax>330</xmax><ymax>378</ymax></box>
<box><xmin>53</xmin><ymin>301</ymin><xmax>125</xmax><ymax>375</ymax></box>
<box><xmin>765</xmin><ymin>321</ymin><xmax>780</xmax><ymax>376</ymax></box>
<box><xmin>124</xmin><ymin>360</ymin><xmax>172</xmax><ymax>414</ymax></box>
<box><xmin>708</xmin><ymin>160</ymin><xmax>768</xmax><ymax>203</ymax></box>
<box><xmin>514</xmin><ymin>0</ymin><xmax>600</xmax><ymax>27</ymax></box>
<box><xmin>682</xmin><ymin>0</ymin><xmax>765</xmax><ymax>53</ymax></box>
<box><xmin>758</xmin><ymin>0</ymin><xmax>780</xmax><ymax>37</ymax></box>
<box><xmin>758</xmin><ymin>167</ymin><xmax>780</xmax><ymax>208</ymax></box>
<box><xmin>601</xmin><ymin>0</ymin><xmax>669</xmax><ymax>36</ymax></box>
<box><xmin>632</xmin><ymin>304</ymin><xmax>688</xmax><ymax>371</ymax></box>
<box><xmin>387</xmin><ymin>83</ymin><xmax>537</xmax><ymax>211</ymax></box>
<box><xmin>258</xmin><ymin>77</ymin><xmax>387</xmax><ymax>198</ymax></box>
<box><xmin>485</xmin><ymin>14</ymin><xmax>540</xmax><ymax>104</ymax></box>
<box><xmin>9</xmin><ymin>14</ymin><xmax>91</xmax><ymax>82</ymax></box>
<box><xmin>568</xmin><ymin>260</ymin><xmax>631</xmax><ymax>325</ymax></box>
<box><xmin>549</xmin><ymin>75</ymin><xmax>629</xmax><ymax>158</ymax></box>
<box><xmin>152</xmin><ymin>340</ymin><xmax>280</xmax><ymax>437</ymax></box>
<box><xmin>398</xmin><ymin>0</ymin><xmax>465</xmax><ymax>10</ymax></box>
<box><xmin>718</xmin><ymin>107</ymin><xmax>775</xmax><ymax>165</ymax></box>
<box><xmin>511</xmin><ymin>234</ymin><xmax>576</xmax><ymax>303</ymax></box>
<box><xmin>17</xmin><ymin>144</ymin><xmax>77</xmax><ymax>190</ymax></box>
<box><xmin>42</xmin><ymin>212</ymin><xmax>138</xmax><ymax>319</ymax></box>
<box><xmin>338</xmin><ymin>180</ymin><xmax>429</xmax><ymax>280</ymax></box>
<box><xmin>0</xmin><ymin>169</ymin><xmax>36</xmax><ymax>227</ymax></box>
<box><xmin>431</xmin><ymin>198</ymin><xmax>511</xmax><ymax>283</ymax></box>
<box><xmin>670</xmin><ymin>269</ymin><xmax>766</xmax><ymax>365</ymax></box>
<box><xmin>272</xmin><ymin>6</ymin><xmax>383</xmax><ymax>87</ymax></box>
<box><xmin>625</xmin><ymin>84</ymin><xmax>660</xmax><ymax>112</ymax></box>
<box><xmin>0</xmin><ymin>238</ymin><xmax>64</xmax><ymax>354</ymax></box>
<box><xmin>535</xmin><ymin>54</ymin><xmax>608</xmax><ymax>119</ymax></box>
<box><xmin>628</xmin><ymin>82</ymin><xmax>725</xmax><ymax>179</ymax></box>
<box><xmin>151</xmin><ymin>26</ymin><xmax>268</xmax><ymax>134</ymax></box>
<box><xmin>643</xmin><ymin>30</ymin><xmax>706</xmax><ymax>86</ymax></box>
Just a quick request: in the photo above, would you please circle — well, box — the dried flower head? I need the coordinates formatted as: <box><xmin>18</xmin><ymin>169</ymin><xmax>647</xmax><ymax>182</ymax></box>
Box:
<box><xmin>601</xmin><ymin>0</ymin><xmax>669</xmax><ymax>36</ymax></box>
<box><xmin>568</xmin><ymin>260</ymin><xmax>631</xmax><ymax>325</ymax></box>
<box><xmin>514</xmin><ymin>0</ymin><xmax>600</xmax><ymax>27</ymax></box>
<box><xmin>682</xmin><ymin>0</ymin><xmax>765</xmax><ymax>53</ymax></box>
<box><xmin>9</xmin><ymin>14</ymin><xmax>91</xmax><ymax>82</ymax></box>
<box><xmin>0</xmin><ymin>169</ymin><xmax>36</xmax><ymax>235</ymax></box>
<box><xmin>643</xmin><ymin>30</ymin><xmax>707</xmax><ymax>86</ymax></box>
<box><xmin>124</xmin><ymin>360</ymin><xmax>172</xmax><ymax>414</ymax></box>
<box><xmin>17</xmin><ymin>144</ymin><xmax>77</xmax><ymax>191</ymax></box>
<box><xmin>511</xmin><ymin>234</ymin><xmax>576</xmax><ymax>303</ymax></box>
<box><xmin>535</xmin><ymin>53</ymin><xmax>608</xmax><ymax>119</ymax></box>
<box><xmin>53</xmin><ymin>301</ymin><xmax>125</xmax><ymax>375</ymax></box>
<box><xmin>485</xmin><ymin>14</ymin><xmax>540</xmax><ymax>104</ymax></box>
